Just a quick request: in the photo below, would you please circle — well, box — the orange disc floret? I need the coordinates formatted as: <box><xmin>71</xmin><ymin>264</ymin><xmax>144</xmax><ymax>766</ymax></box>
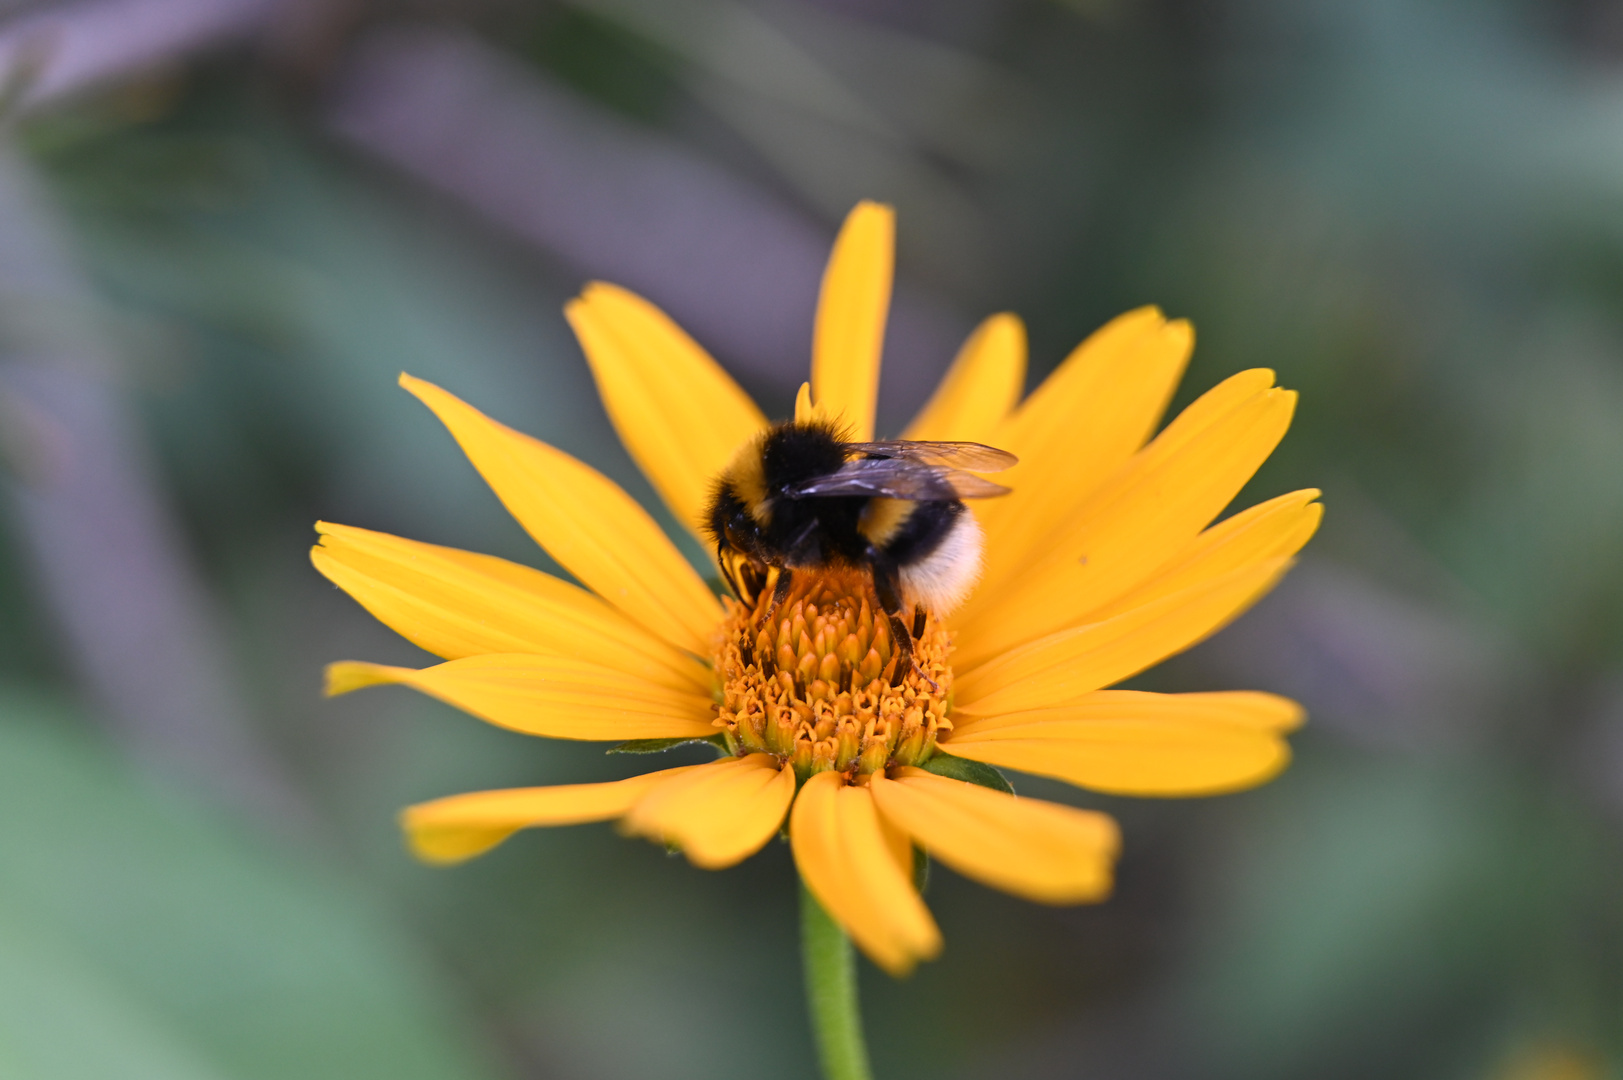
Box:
<box><xmin>715</xmin><ymin>568</ymin><xmax>952</xmax><ymax>780</ymax></box>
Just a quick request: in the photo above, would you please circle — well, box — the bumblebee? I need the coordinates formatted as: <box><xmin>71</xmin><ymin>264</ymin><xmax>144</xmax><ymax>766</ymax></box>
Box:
<box><xmin>706</xmin><ymin>418</ymin><xmax>1016</xmax><ymax>682</ymax></box>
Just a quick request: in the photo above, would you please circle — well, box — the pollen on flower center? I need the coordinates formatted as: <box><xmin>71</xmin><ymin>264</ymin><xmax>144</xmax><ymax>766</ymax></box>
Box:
<box><xmin>713</xmin><ymin>568</ymin><xmax>952</xmax><ymax>780</ymax></box>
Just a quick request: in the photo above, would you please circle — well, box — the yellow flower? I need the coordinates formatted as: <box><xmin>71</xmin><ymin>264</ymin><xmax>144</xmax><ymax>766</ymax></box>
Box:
<box><xmin>314</xmin><ymin>201</ymin><xmax>1318</xmax><ymax>976</ymax></box>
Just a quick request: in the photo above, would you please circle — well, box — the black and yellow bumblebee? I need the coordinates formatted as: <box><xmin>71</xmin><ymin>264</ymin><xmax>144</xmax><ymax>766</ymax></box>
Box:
<box><xmin>706</xmin><ymin>418</ymin><xmax>1017</xmax><ymax>682</ymax></box>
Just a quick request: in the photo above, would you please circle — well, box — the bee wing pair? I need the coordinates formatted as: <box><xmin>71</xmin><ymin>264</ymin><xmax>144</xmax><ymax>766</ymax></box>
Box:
<box><xmin>847</xmin><ymin>440</ymin><xmax>1018</xmax><ymax>471</ymax></box>
<box><xmin>782</xmin><ymin>440</ymin><xmax>1018</xmax><ymax>501</ymax></box>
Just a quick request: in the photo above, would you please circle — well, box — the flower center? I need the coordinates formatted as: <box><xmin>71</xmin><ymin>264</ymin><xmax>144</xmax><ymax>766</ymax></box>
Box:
<box><xmin>714</xmin><ymin>567</ymin><xmax>952</xmax><ymax>779</ymax></box>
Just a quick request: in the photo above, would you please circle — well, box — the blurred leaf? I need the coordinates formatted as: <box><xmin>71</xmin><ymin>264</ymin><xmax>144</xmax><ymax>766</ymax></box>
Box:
<box><xmin>26</xmin><ymin>86</ymin><xmax>625</xmax><ymax>572</ymax></box>
<box><xmin>1178</xmin><ymin>754</ymin><xmax>1606</xmax><ymax>1080</ymax></box>
<box><xmin>0</xmin><ymin>690</ymin><xmax>501</xmax><ymax>1080</ymax></box>
<box><xmin>0</xmin><ymin>900</ymin><xmax>227</xmax><ymax>1080</ymax></box>
<box><xmin>608</xmin><ymin>735</ymin><xmax>728</xmax><ymax>754</ymax></box>
<box><xmin>526</xmin><ymin>6</ymin><xmax>682</xmax><ymax>123</ymax></box>
<box><xmin>562</xmin><ymin>0</ymin><xmax>989</xmax><ymax>283</ymax></box>
<box><xmin>921</xmin><ymin>752</ymin><xmax>1015</xmax><ymax>794</ymax></box>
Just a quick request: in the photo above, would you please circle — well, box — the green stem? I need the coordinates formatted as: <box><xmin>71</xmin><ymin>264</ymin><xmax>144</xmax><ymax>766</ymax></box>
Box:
<box><xmin>800</xmin><ymin>881</ymin><xmax>874</xmax><ymax>1080</ymax></box>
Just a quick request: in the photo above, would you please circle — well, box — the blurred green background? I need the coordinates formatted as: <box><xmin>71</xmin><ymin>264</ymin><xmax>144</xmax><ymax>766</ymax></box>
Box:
<box><xmin>1</xmin><ymin>0</ymin><xmax>1621</xmax><ymax>1077</ymax></box>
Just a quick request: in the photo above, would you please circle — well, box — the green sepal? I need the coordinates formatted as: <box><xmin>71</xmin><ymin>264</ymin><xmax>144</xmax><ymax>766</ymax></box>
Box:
<box><xmin>920</xmin><ymin>752</ymin><xmax>1015</xmax><ymax>794</ymax></box>
<box><xmin>913</xmin><ymin>846</ymin><xmax>930</xmax><ymax>895</ymax></box>
<box><xmin>607</xmin><ymin>735</ymin><xmax>728</xmax><ymax>755</ymax></box>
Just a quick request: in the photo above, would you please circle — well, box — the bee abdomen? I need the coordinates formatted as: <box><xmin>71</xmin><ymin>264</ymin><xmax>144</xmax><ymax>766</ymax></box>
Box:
<box><xmin>881</xmin><ymin>501</ymin><xmax>984</xmax><ymax>617</ymax></box>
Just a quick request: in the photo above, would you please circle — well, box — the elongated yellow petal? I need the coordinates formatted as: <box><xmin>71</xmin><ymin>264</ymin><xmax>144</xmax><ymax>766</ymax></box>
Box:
<box><xmin>973</xmin><ymin>308</ymin><xmax>1192</xmax><ymax>593</ymax></box>
<box><xmin>879</xmin><ymin>809</ymin><xmax>914</xmax><ymax>882</ymax></box>
<box><xmin>941</xmin><ymin>691</ymin><xmax>1298</xmax><ymax>796</ymax></box>
<box><xmin>622</xmin><ymin>753</ymin><xmax>794</xmax><ymax>869</ymax></box>
<box><xmin>312</xmin><ymin>522</ymin><xmax>711</xmax><ymax>693</ymax></box>
<box><xmin>1104</xmin><ymin>367</ymin><xmax>1279</xmax><ymax>466</ymax></box>
<box><xmin>954</xmin><ymin>558</ymin><xmax>1291</xmax><ymax>715</ymax></box>
<box><xmin>401</xmin><ymin>766</ymin><xmax>702</xmax><ymax>864</ymax></box>
<box><xmin>399</xmin><ymin>375</ymin><xmax>722</xmax><ymax>655</ymax></box>
<box><xmin>903</xmin><ymin>314</ymin><xmax>1026</xmax><ymax>444</ymax></box>
<box><xmin>812</xmin><ymin>202</ymin><xmax>893</xmax><ymax>441</ymax></box>
<box><xmin>790</xmin><ymin>777</ymin><xmax>864</xmax><ymax>961</ymax></box>
<box><xmin>967</xmin><ymin>366</ymin><xmax>1276</xmax><ymax>618</ymax></box>
<box><xmin>790</xmin><ymin>771</ymin><xmax>940</xmax><ymax>976</ymax></box>
<box><xmin>872</xmin><ymin>769</ymin><xmax>1119</xmax><ymax>903</ymax></box>
<box><xmin>1086</xmin><ymin>489</ymin><xmax>1321</xmax><ymax>621</ymax></box>
<box><xmin>323</xmin><ymin>654</ymin><xmax>718</xmax><ymax>741</ymax></box>
<box><xmin>567</xmin><ymin>283</ymin><xmax>769</xmax><ymax>537</ymax></box>
<box><xmin>957</xmin><ymin>380</ymin><xmax>1296</xmax><ymax>667</ymax></box>
<box><xmin>952</xmin><ymin>690</ymin><xmax>1305</xmax><ymax>738</ymax></box>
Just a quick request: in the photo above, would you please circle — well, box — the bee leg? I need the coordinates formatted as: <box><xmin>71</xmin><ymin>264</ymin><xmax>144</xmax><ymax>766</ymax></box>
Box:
<box><xmin>912</xmin><ymin>605</ymin><xmax>927</xmax><ymax>640</ymax></box>
<box><xmin>888</xmin><ymin>611</ymin><xmax>932</xmax><ymax>689</ymax></box>
<box><xmin>754</xmin><ymin>566</ymin><xmax>794</xmax><ymax>631</ymax></box>
<box><xmin>716</xmin><ymin>546</ymin><xmax>743</xmax><ymax>601</ymax></box>
<box><xmin>872</xmin><ymin>564</ymin><xmax>940</xmax><ymax>692</ymax></box>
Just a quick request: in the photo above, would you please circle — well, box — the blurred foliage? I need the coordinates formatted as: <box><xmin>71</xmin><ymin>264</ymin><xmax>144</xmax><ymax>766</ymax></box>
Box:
<box><xmin>2</xmin><ymin>0</ymin><xmax>1623</xmax><ymax>1078</ymax></box>
<box><xmin>0</xmin><ymin>691</ymin><xmax>497</xmax><ymax>1080</ymax></box>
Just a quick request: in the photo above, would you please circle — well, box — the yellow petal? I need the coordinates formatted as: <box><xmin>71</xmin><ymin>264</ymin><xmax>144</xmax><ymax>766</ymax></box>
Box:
<box><xmin>790</xmin><ymin>771</ymin><xmax>940</xmax><ymax>976</ymax></box>
<box><xmin>1103</xmin><ymin>366</ymin><xmax>1279</xmax><ymax>466</ymax></box>
<box><xmin>812</xmin><ymin>202</ymin><xmax>894</xmax><ymax>441</ymax></box>
<box><xmin>399</xmin><ymin>374</ymin><xmax>722</xmax><ymax>655</ymax></box>
<box><xmin>878</xmin><ymin>807</ymin><xmax>915</xmax><ymax>882</ymax></box>
<box><xmin>954</xmin><ymin>558</ymin><xmax>1291</xmax><ymax>715</ymax></box>
<box><xmin>941</xmin><ymin>691</ymin><xmax>1298</xmax><ymax>796</ymax></box>
<box><xmin>622</xmin><ymin>753</ymin><xmax>795</xmax><ymax>869</ymax></box>
<box><xmin>401</xmin><ymin>766</ymin><xmax>703</xmax><ymax>864</ymax></box>
<box><xmin>311</xmin><ymin>522</ymin><xmax>711</xmax><ymax>693</ymax></box>
<box><xmin>567</xmin><ymin>283</ymin><xmax>769</xmax><ymax>537</ymax></box>
<box><xmin>872</xmin><ymin>769</ymin><xmax>1119</xmax><ymax>903</ymax></box>
<box><xmin>323</xmin><ymin>654</ymin><xmax>718</xmax><ymax>741</ymax></box>
<box><xmin>956</xmin><ymin>378</ymin><xmax>1296</xmax><ymax>667</ymax></box>
<box><xmin>967</xmin><ymin>362</ymin><xmax>1272</xmax><ymax>607</ymax></box>
<box><xmin>1086</xmin><ymin>489</ymin><xmax>1322</xmax><ymax>621</ymax></box>
<box><xmin>794</xmin><ymin>382</ymin><xmax>816</xmax><ymax>423</ymax></box>
<box><xmin>902</xmin><ymin>314</ymin><xmax>1026</xmax><ymax>444</ymax></box>
<box><xmin>953</xmin><ymin>689</ymin><xmax>1305</xmax><ymax>737</ymax></box>
<box><xmin>971</xmin><ymin>308</ymin><xmax>1192</xmax><ymax>593</ymax></box>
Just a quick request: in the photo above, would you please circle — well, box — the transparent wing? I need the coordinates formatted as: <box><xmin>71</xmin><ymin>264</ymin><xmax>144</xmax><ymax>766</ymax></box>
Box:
<box><xmin>843</xmin><ymin>440</ymin><xmax>1017</xmax><ymax>472</ymax></box>
<box><xmin>784</xmin><ymin>459</ymin><xmax>1012</xmax><ymax>501</ymax></box>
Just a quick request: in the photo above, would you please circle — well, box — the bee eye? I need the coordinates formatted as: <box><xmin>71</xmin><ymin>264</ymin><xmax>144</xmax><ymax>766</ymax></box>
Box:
<box><xmin>723</xmin><ymin>514</ymin><xmax>754</xmax><ymax>547</ymax></box>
